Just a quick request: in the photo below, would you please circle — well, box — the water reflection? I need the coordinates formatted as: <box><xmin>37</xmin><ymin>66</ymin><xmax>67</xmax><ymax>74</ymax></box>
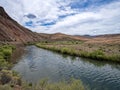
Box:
<box><xmin>13</xmin><ymin>46</ymin><xmax>120</xmax><ymax>90</ymax></box>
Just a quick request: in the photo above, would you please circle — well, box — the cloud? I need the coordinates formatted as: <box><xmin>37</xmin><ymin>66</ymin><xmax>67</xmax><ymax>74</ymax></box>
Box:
<box><xmin>24</xmin><ymin>14</ymin><xmax>36</xmax><ymax>19</ymax></box>
<box><xmin>46</xmin><ymin>1</ymin><xmax>120</xmax><ymax>35</ymax></box>
<box><xmin>0</xmin><ymin>0</ymin><xmax>120</xmax><ymax>35</ymax></box>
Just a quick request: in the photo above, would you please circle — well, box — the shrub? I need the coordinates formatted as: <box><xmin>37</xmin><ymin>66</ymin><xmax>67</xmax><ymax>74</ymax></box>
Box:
<box><xmin>0</xmin><ymin>45</ymin><xmax>15</xmax><ymax>69</ymax></box>
<box><xmin>3</xmin><ymin>49</ymin><xmax>12</xmax><ymax>59</ymax></box>
<box><xmin>0</xmin><ymin>70</ymin><xmax>21</xmax><ymax>85</ymax></box>
<box><xmin>90</xmin><ymin>50</ymin><xmax>104</xmax><ymax>59</ymax></box>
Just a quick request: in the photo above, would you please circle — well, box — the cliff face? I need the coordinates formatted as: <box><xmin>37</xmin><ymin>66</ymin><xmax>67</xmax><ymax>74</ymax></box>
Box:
<box><xmin>0</xmin><ymin>7</ymin><xmax>41</xmax><ymax>44</ymax></box>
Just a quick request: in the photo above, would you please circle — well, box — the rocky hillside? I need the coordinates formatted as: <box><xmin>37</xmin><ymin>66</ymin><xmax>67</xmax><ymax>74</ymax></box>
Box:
<box><xmin>0</xmin><ymin>6</ymin><xmax>41</xmax><ymax>44</ymax></box>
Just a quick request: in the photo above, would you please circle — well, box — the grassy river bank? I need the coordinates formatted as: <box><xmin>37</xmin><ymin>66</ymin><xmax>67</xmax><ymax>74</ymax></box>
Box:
<box><xmin>36</xmin><ymin>41</ymin><xmax>120</xmax><ymax>62</ymax></box>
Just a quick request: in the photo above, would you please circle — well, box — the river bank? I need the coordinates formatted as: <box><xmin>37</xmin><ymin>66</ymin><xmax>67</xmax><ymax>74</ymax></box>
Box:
<box><xmin>36</xmin><ymin>41</ymin><xmax>120</xmax><ymax>62</ymax></box>
<box><xmin>0</xmin><ymin>44</ymin><xmax>21</xmax><ymax>88</ymax></box>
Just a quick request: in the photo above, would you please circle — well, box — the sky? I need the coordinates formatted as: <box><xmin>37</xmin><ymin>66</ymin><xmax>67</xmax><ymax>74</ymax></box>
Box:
<box><xmin>0</xmin><ymin>0</ymin><xmax>120</xmax><ymax>35</ymax></box>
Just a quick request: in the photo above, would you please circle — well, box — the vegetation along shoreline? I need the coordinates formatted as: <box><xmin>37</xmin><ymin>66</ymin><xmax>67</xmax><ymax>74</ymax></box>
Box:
<box><xmin>36</xmin><ymin>41</ymin><xmax>120</xmax><ymax>63</ymax></box>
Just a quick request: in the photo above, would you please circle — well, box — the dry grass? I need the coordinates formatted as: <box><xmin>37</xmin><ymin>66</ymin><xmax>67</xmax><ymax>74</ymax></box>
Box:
<box><xmin>36</xmin><ymin>40</ymin><xmax>120</xmax><ymax>62</ymax></box>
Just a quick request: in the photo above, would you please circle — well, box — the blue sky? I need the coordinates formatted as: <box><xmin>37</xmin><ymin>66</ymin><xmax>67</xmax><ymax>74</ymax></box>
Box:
<box><xmin>0</xmin><ymin>0</ymin><xmax>120</xmax><ymax>35</ymax></box>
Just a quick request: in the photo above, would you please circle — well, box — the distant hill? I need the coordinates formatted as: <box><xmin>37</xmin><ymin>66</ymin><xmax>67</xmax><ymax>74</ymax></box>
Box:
<box><xmin>39</xmin><ymin>33</ymin><xmax>90</xmax><ymax>41</ymax></box>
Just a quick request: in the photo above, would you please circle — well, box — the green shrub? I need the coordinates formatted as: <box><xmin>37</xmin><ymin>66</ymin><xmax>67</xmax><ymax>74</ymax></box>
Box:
<box><xmin>0</xmin><ymin>55</ymin><xmax>4</xmax><ymax>59</ymax></box>
<box><xmin>90</xmin><ymin>50</ymin><xmax>104</xmax><ymax>59</ymax></box>
<box><xmin>3</xmin><ymin>49</ymin><xmax>12</xmax><ymax>59</ymax></box>
<box><xmin>0</xmin><ymin>45</ymin><xmax>15</xmax><ymax>69</ymax></box>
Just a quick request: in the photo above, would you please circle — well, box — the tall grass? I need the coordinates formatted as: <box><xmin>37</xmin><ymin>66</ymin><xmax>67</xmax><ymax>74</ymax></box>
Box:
<box><xmin>0</xmin><ymin>78</ymin><xmax>85</xmax><ymax>90</ymax></box>
<box><xmin>36</xmin><ymin>43</ymin><xmax>120</xmax><ymax>62</ymax></box>
<box><xmin>0</xmin><ymin>45</ymin><xmax>15</xmax><ymax>69</ymax></box>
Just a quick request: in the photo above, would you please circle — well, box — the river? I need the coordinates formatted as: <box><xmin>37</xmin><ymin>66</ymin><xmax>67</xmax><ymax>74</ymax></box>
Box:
<box><xmin>12</xmin><ymin>46</ymin><xmax>120</xmax><ymax>90</ymax></box>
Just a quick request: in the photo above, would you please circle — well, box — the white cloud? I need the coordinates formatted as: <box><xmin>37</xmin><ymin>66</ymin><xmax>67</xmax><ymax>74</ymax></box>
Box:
<box><xmin>52</xmin><ymin>12</ymin><xmax>102</xmax><ymax>29</ymax></box>
<box><xmin>45</xmin><ymin>1</ymin><xmax>120</xmax><ymax>35</ymax></box>
<box><xmin>0</xmin><ymin>0</ymin><xmax>120</xmax><ymax>35</ymax></box>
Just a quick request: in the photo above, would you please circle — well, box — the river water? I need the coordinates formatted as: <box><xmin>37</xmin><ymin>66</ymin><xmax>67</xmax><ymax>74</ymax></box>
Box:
<box><xmin>12</xmin><ymin>46</ymin><xmax>120</xmax><ymax>90</ymax></box>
